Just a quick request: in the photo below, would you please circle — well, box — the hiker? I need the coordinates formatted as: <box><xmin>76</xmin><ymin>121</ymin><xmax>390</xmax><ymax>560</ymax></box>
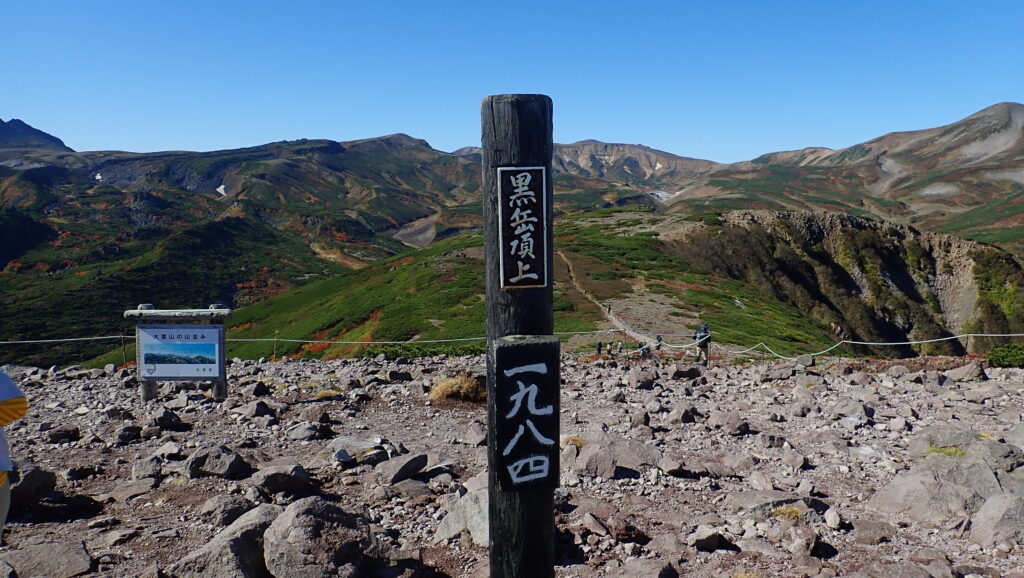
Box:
<box><xmin>693</xmin><ymin>322</ymin><xmax>711</xmax><ymax>367</ymax></box>
<box><xmin>655</xmin><ymin>335</ymin><xmax>663</xmax><ymax>352</ymax></box>
<box><xmin>0</xmin><ymin>370</ymin><xmax>28</xmax><ymax>544</ymax></box>
<box><xmin>595</xmin><ymin>341</ymin><xmax>603</xmax><ymax>356</ymax></box>
<box><xmin>638</xmin><ymin>341</ymin><xmax>652</xmax><ymax>360</ymax></box>
<box><xmin>616</xmin><ymin>341</ymin><xmax>623</xmax><ymax>355</ymax></box>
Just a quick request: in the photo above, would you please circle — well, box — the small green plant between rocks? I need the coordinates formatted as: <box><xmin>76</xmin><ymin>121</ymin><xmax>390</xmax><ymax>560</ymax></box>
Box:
<box><xmin>927</xmin><ymin>444</ymin><xmax>966</xmax><ymax>456</ymax></box>
<box><xmin>986</xmin><ymin>344</ymin><xmax>1024</xmax><ymax>368</ymax></box>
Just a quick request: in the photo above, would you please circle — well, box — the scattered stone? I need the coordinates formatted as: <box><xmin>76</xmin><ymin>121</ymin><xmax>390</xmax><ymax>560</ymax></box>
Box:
<box><xmin>946</xmin><ymin>362</ymin><xmax>988</xmax><ymax>382</ymax></box>
<box><xmin>185</xmin><ymin>445</ymin><xmax>253</xmax><ymax>479</ymax></box>
<box><xmin>249</xmin><ymin>464</ymin><xmax>314</xmax><ymax>496</ymax></box>
<box><xmin>375</xmin><ymin>453</ymin><xmax>428</xmax><ymax>485</ymax></box>
<box><xmin>0</xmin><ymin>540</ymin><xmax>92</xmax><ymax>578</ymax></box>
<box><xmin>200</xmin><ymin>495</ymin><xmax>256</xmax><ymax>526</ymax></box>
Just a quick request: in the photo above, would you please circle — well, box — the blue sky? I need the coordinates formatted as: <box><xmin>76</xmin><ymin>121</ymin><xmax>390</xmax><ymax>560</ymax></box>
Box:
<box><xmin>5</xmin><ymin>1</ymin><xmax>1021</xmax><ymax>162</ymax></box>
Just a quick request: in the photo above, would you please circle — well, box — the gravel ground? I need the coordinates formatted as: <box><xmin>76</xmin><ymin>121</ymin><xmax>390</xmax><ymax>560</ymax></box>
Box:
<box><xmin>1</xmin><ymin>352</ymin><xmax>1023</xmax><ymax>577</ymax></box>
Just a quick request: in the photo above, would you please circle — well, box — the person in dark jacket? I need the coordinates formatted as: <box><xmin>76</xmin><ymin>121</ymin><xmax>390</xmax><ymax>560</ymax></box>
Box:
<box><xmin>693</xmin><ymin>323</ymin><xmax>711</xmax><ymax>367</ymax></box>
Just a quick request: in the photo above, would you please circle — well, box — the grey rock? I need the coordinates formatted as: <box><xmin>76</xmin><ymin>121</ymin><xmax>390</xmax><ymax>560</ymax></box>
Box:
<box><xmin>627</xmin><ymin>367</ymin><xmax>657</xmax><ymax>390</ymax></box>
<box><xmin>114</xmin><ymin>425</ymin><xmax>142</xmax><ymax>444</ymax></box>
<box><xmin>167</xmin><ymin>504</ymin><xmax>282</xmax><ymax>578</ymax></box>
<box><xmin>723</xmin><ymin>490</ymin><xmax>808</xmax><ymax>515</ymax></box>
<box><xmin>578</xmin><ymin>430</ymin><xmax>663</xmax><ymax>473</ymax></box>
<box><xmin>325</xmin><ymin>436</ymin><xmax>392</xmax><ymax>466</ymax></box>
<box><xmin>666</xmin><ymin>403</ymin><xmax>700</xmax><ymax>424</ymax></box>
<box><xmin>581</xmin><ymin>512</ymin><xmax>609</xmax><ymax>536</ymax></box>
<box><xmin>847</xmin><ymin>371</ymin><xmax>875</xmax><ymax>386</ymax></box>
<box><xmin>95</xmin><ymin>528</ymin><xmax>140</xmax><ymax>549</ymax></box>
<box><xmin>687</xmin><ymin>525</ymin><xmax>724</xmax><ymax>551</ymax></box>
<box><xmin>375</xmin><ymin>453</ymin><xmax>428</xmax><ymax>485</ymax></box>
<box><xmin>608</xmin><ymin>559</ymin><xmax>679</xmax><ymax>578</ymax></box>
<box><xmin>393</xmin><ymin>479</ymin><xmax>434</xmax><ymax>500</ymax></box>
<box><xmin>907</xmin><ymin>425</ymin><xmax>1024</xmax><ymax>472</ymax></box>
<box><xmin>132</xmin><ymin>455</ymin><xmax>163</xmax><ymax>480</ymax></box>
<box><xmin>463</xmin><ymin>420</ymin><xmax>487</xmax><ymax>446</ymax></box>
<box><xmin>186</xmin><ymin>445</ymin><xmax>252</xmax><ymax>479</ymax></box>
<box><xmin>239</xmin><ymin>401</ymin><xmax>276</xmax><ymax>419</ymax></box>
<box><xmin>150</xmin><ymin>407</ymin><xmax>187</xmax><ymax>431</ymax></box>
<box><xmin>47</xmin><ymin>425</ymin><xmax>81</xmax><ymax>443</ymax></box>
<box><xmin>969</xmin><ymin>493</ymin><xmax>1024</xmax><ymax>546</ymax></box>
<box><xmin>946</xmin><ymin>362</ymin><xmax>988</xmax><ymax>382</ymax></box>
<box><xmin>644</xmin><ymin>532</ymin><xmax>687</xmax><ymax>557</ymax></box>
<box><xmin>152</xmin><ymin>441</ymin><xmax>185</xmax><ymax>460</ymax></box>
<box><xmin>201</xmin><ymin>495</ymin><xmax>257</xmax><ymax>526</ymax></box>
<box><xmin>736</xmin><ymin>538</ymin><xmax>786</xmax><ymax>558</ymax></box>
<box><xmin>9</xmin><ymin>462</ymin><xmax>57</xmax><ymax>515</ymax></box>
<box><xmin>783</xmin><ymin>525</ymin><xmax>819</xmax><ymax>556</ymax></box>
<box><xmin>629</xmin><ymin>410</ymin><xmax>650</xmax><ymax>429</ymax></box>
<box><xmin>575</xmin><ymin>444</ymin><xmax>617</xmax><ymax>478</ymax></box>
<box><xmin>434</xmin><ymin>488</ymin><xmax>488</xmax><ymax>547</ymax></box>
<box><xmin>869</xmin><ymin>454</ymin><xmax>1001</xmax><ymax>524</ymax></box>
<box><xmin>284</xmin><ymin>421</ymin><xmax>331</xmax><ymax>441</ymax></box>
<box><xmin>887</xmin><ymin>365</ymin><xmax>910</xmax><ymax>379</ymax></box>
<box><xmin>668</xmin><ymin>364</ymin><xmax>701</xmax><ymax>380</ymax></box>
<box><xmin>250</xmin><ymin>464</ymin><xmax>314</xmax><ymax>495</ymax></box>
<box><xmin>824</xmin><ymin>507</ymin><xmax>842</xmax><ymax>529</ymax></box>
<box><xmin>0</xmin><ymin>540</ymin><xmax>92</xmax><ymax>578</ymax></box>
<box><xmin>107</xmin><ymin>477</ymin><xmax>158</xmax><ymax>503</ymax></box>
<box><xmin>852</xmin><ymin>519</ymin><xmax>896</xmax><ymax>545</ymax></box>
<box><xmin>707</xmin><ymin>410</ymin><xmax>749</xmax><ymax>436</ymax></box>
<box><xmin>761</xmin><ymin>365</ymin><xmax>795</xmax><ymax>382</ymax></box>
<box><xmin>263</xmin><ymin>496</ymin><xmax>368</xmax><ymax>578</ymax></box>
<box><xmin>748</xmin><ymin>471</ymin><xmax>774</xmax><ymax>491</ymax></box>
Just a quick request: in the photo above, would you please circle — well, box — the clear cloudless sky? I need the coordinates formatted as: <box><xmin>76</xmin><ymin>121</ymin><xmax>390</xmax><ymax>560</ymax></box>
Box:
<box><xmin>4</xmin><ymin>0</ymin><xmax>1022</xmax><ymax>163</ymax></box>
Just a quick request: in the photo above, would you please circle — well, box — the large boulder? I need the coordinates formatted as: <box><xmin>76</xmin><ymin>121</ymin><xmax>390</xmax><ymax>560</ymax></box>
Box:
<box><xmin>945</xmin><ymin>362</ymin><xmax>987</xmax><ymax>382</ymax></box>
<box><xmin>907</xmin><ymin>425</ymin><xmax>1024</xmax><ymax>472</ymax></box>
<box><xmin>869</xmin><ymin>454</ymin><xmax>1001</xmax><ymax>524</ymax></box>
<box><xmin>249</xmin><ymin>464</ymin><xmax>314</xmax><ymax>496</ymax></box>
<box><xmin>262</xmin><ymin>496</ymin><xmax>369</xmax><ymax>578</ymax></box>
<box><xmin>185</xmin><ymin>445</ymin><xmax>253</xmax><ymax>480</ymax></box>
<box><xmin>9</xmin><ymin>462</ymin><xmax>57</xmax><ymax>516</ymax></box>
<box><xmin>969</xmin><ymin>493</ymin><xmax>1024</xmax><ymax>546</ymax></box>
<box><xmin>167</xmin><ymin>504</ymin><xmax>282</xmax><ymax>578</ymax></box>
<box><xmin>434</xmin><ymin>488</ymin><xmax>489</xmax><ymax>547</ymax></box>
<box><xmin>579</xmin><ymin>430</ymin><xmax>663</xmax><ymax>471</ymax></box>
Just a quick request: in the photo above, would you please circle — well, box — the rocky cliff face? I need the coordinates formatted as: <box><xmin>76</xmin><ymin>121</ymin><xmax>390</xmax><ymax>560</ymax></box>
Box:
<box><xmin>665</xmin><ymin>211</ymin><xmax>1022</xmax><ymax>354</ymax></box>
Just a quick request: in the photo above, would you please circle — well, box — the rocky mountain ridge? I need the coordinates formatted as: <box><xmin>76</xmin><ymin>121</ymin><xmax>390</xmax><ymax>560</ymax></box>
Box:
<box><xmin>1</xmin><ymin>105</ymin><xmax>1023</xmax><ymax>366</ymax></box>
<box><xmin>0</xmin><ymin>118</ymin><xmax>72</xmax><ymax>152</ymax></box>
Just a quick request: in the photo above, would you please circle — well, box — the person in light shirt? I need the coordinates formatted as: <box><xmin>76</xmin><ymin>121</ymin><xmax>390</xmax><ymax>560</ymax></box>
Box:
<box><xmin>0</xmin><ymin>370</ymin><xmax>28</xmax><ymax>545</ymax></box>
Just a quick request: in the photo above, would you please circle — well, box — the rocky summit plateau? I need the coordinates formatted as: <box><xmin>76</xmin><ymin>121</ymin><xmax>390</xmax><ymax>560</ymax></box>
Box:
<box><xmin>3</xmin><ymin>352</ymin><xmax>1024</xmax><ymax>577</ymax></box>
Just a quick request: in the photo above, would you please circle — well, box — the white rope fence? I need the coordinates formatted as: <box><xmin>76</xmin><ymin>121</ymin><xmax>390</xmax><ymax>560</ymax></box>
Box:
<box><xmin>3</xmin><ymin>330</ymin><xmax>1024</xmax><ymax>360</ymax></box>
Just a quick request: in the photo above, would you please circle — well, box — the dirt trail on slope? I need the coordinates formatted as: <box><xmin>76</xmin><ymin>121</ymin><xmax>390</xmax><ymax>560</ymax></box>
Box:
<box><xmin>556</xmin><ymin>250</ymin><xmax>652</xmax><ymax>344</ymax></box>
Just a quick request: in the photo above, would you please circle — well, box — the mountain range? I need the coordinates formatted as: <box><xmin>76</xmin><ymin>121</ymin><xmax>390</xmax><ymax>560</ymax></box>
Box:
<box><xmin>1</xmin><ymin>104</ymin><xmax>1022</xmax><ymax>365</ymax></box>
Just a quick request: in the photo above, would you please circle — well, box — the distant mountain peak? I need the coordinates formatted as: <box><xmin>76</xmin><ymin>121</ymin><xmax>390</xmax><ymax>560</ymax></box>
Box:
<box><xmin>344</xmin><ymin>133</ymin><xmax>433</xmax><ymax>151</ymax></box>
<box><xmin>0</xmin><ymin>118</ymin><xmax>73</xmax><ymax>152</ymax></box>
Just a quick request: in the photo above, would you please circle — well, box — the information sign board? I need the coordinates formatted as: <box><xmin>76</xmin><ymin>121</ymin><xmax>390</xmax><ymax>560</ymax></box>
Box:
<box><xmin>136</xmin><ymin>324</ymin><xmax>224</xmax><ymax>381</ymax></box>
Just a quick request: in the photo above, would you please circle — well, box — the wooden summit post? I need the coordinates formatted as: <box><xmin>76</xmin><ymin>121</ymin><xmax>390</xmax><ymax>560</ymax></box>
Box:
<box><xmin>482</xmin><ymin>94</ymin><xmax>559</xmax><ymax>577</ymax></box>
